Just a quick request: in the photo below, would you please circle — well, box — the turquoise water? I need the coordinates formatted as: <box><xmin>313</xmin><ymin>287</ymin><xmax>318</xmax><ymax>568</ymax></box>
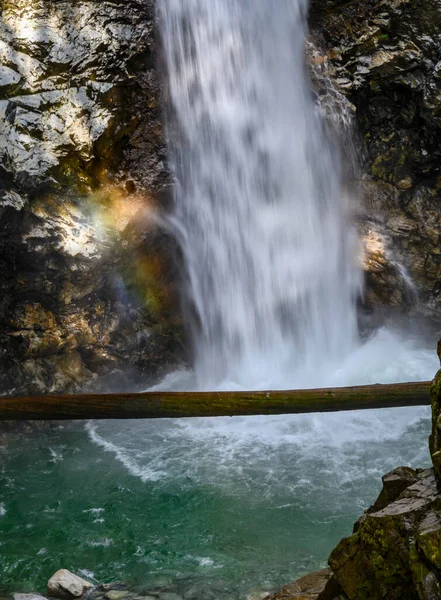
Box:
<box><xmin>0</xmin><ymin>408</ymin><xmax>432</xmax><ymax>598</ymax></box>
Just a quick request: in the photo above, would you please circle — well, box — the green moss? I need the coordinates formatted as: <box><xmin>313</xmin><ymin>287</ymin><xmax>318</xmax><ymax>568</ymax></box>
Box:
<box><xmin>330</xmin><ymin>512</ymin><xmax>419</xmax><ymax>600</ymax></box>
<box><xmin>418</xmin><ymin>529</ymin><xmax>441</xmax><ymax>571</ymax></box>
<box><xmin>430</xmin><ymin>369</ymin><xmax>441</xmax><ymax>482</ymax></box>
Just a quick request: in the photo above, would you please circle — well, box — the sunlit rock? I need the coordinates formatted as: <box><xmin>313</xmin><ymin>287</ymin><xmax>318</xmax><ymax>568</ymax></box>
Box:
<box><xmin>0</xmin><ymin>0</ymin><xmax>181</xmax><ymax>394</ymax></box>
<box><xmin>310</xmin><ymin>0</ymin><xmax>441</xmax><ymax>321</ymax></box>
<box><xmin>47</xmin><ymin>570</ymin><xmax>93</xmax><ymax>600</ymax></box>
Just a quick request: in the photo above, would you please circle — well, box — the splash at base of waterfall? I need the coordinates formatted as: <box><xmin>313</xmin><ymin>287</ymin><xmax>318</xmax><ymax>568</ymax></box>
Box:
<box><xmin>158</xmin><ymin>0</ymin><xmax>362</xmax><ymax>390</ymax></box>
<box><xmin>150</xmin><ymin>327</ymin><xmax>439</xmax><ymax>392</ymax></box>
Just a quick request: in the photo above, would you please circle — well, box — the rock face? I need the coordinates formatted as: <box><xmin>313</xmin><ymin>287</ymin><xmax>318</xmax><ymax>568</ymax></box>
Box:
<box><xmin>47</xmin><ymin>570</ymin><xmax>92</xmax><ymax>599</ymax></box>
<box><xmin>0</xmin><ymin>0</ymin><xmax>183</xmax><ymax>395</ymax></box>
<box><xmin>430</xmin><ymin>343</ymin><xmax>441</xmax><ymax>483</ymax></box>
<box><xmin>329</xmin><ymin>467</ymin><xmax>441</xmax><ymax>600</ymax></box>
<box><xmin>310</xmin><ymin>0</ymin><xmax>441</xmax><ymax>319</ymax></box>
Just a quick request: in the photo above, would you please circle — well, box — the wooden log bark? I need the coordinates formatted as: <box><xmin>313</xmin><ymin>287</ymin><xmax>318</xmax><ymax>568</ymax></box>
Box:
<box><xmin>0</xmin><ymin>381</ymin><xmax>431</xmax><ymax>420</ymax></box>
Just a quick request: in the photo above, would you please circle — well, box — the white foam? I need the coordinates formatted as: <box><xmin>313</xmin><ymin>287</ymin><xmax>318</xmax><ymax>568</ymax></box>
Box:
<box><xmin>86</xmin><ymin>401</ymin><xmax>431</xmax><ymax>510</ymax></box>
<box><xmin>87</xmin><ymin>538</ymin><xmax>113</xmax><ymax>548</ymax></box>
<box><xmin>149</xmin><ymin>328</ymin><xmax>438</xmax><ymax>392</ymax></box>
<box><xmin>79</xmin><ymin>570</ymin><xmax>96</xmax><ymax>580</ymax></box>
<box><xmin>85</xmin><ymin>422</ymin><xmax>167</xmax><ymax>482</ymax></box>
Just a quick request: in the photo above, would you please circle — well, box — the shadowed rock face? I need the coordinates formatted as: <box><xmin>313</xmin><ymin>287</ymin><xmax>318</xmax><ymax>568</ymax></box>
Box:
<box><xmin>287</xmin><ymin>363</ymin><xmax>441</xmax><ymax>600</ymax></box>
<box><xmin>310</xmin><ymin>0</ymin><xmax>441</xmax><ymax>321</ymax></box>
<box><xmin>329</xmin><ymin>468</ymin><xmax>440</xmax><ymax>600</ymax></box>
<box><xmin>0</xmin><ymin>0</ymin><xmax>183</xmax><ymax>395</ymax></box>
<box><xmin>277</xmin><ymin>466</ymin><xmax>441</xmax><ymax>600</ymax></box>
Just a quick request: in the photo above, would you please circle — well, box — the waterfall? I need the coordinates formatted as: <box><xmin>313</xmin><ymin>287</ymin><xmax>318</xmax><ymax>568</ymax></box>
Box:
<box><xmin>157</xmin><ymin>0</ymin><xmax>362</xmax><ymax>390</ymax></box>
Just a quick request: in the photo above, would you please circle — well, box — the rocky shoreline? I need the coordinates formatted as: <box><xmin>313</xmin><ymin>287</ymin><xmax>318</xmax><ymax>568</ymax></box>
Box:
<box><xmin>8</xmin><ymin>455</ymin><xmax>441</xmax><ymax>600</ymax></box>
<box><xmin>6</xmin><ymin>569</ymin><xmax>274</xmax><ymax>600</ymax></box>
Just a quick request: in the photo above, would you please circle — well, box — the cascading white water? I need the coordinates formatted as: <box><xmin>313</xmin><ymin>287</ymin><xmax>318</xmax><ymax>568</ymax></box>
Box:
<box><xmin>158</xmin><ymin>0</ymin><xmax>362</xmax><ymax>390</ymax></box>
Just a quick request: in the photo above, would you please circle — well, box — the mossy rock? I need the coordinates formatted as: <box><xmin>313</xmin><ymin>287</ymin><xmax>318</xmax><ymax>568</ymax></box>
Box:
<box><xmin>329</xmin><ymin>469</ymin><xmax>439</xmax><ymax>600</ymax></box>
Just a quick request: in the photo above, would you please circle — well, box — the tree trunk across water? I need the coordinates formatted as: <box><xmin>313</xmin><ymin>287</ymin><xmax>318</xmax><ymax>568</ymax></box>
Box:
<box><xmin>0</xmin><ymin>381</ymin><xmax>430</xmax><ymax>420</ymax></box>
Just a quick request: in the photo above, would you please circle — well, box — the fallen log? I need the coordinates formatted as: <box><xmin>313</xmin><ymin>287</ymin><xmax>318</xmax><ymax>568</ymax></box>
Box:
<box><xmin>0</xmin><ymin>381</ymin><xmax>431</xmax><ymax>420</ymax></box>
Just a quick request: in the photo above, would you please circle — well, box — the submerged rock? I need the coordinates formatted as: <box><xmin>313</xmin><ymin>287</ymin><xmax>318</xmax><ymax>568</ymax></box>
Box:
<box><xmin>12</xmin><ymin>595</ymin><xmax>48</xmax><ymax>600</ymax></box>
<box><xmin>47</xmin><ymin>570</ymin><xmax>93</xmax><ymax>599</ymax></box>
<box><xmin>104</xmin><ymin>592</ymin><xmax>130</xmax><ymax>600</ymax></box>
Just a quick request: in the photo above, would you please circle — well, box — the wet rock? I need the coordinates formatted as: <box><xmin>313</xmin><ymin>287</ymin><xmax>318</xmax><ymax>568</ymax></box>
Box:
<box><xmin>104</xmin><ymin>592</ymin><xmax>130</xmax><ymax>600</ymax></box>
<box><xmin>310</xmin><ymin>0</ymin><xmax>441</xmax><ymax>320</ymax></box>
<box><xmin>430</xmin><ymin>352</ymin><xmax>441</xmax><ymax>485</ymax></box>
<box><xmin>329</xmin><ymin>468</ymin><xmax>440</xmax><ymax>600</ymax></box>
<box><xmin>12</xmin><ymin>595</ymin><xmax>48</xmax><ymax>600</ymax></box>
<box><xmin>98</xmin><ymin>584</ymin><xmax>127</xmax><ymax>594</ymax></box>
<box><xmin>369</xmin><ymin>466</ymin><xmax>420</xmax><ymax>512</ymax></box>
<box><xmin>267</xmin><ymin>568</ymin><xmax>341</xmax><ymax>600</ymax></box>
<box><xmin>0</xmin><ymin>0</ymin><xmax>183</xmax><ymax>394</ymax></box>
<box><xmin>246</xmin><ymin>593</ymin><xmax>271</xmax><ymax>600</ymax></box>
<box><xmin>47</xmin><ymin>569</ymin><xmax>93</xmax><ymax>599</ymax></box>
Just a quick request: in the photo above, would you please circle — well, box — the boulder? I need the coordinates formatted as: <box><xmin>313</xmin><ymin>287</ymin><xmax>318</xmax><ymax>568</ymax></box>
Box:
<box><xmin>47</xmin><ymin>569</ymin><xmax>93</xmax><ymax>599</ymax></box>
<box><xmin>266</xmin><ymin>568</ymin><xmax>341</xmax><ymax>600</ymax></box>
<box><xmin>369</xmin><ymin>466</ymin><xmax>420</xmax><ymax>512</ymax></box>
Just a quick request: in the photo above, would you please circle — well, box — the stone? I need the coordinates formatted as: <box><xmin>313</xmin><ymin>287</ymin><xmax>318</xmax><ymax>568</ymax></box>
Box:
<box><xmin>430</xmin><ymin>366</ymin><xmax>441</xmax><ymax>485</ymax></box>
<box><xmin>47</xmin><ymin>569</ymin><xmax>93</xmax><ymax>599</ymax></box>
<box><xmin>267</xmin><ymin>569</ymin><xmax>340</xmax><ymax>600</ymax></box>
<box><xmin>104</xmin><ymin>593</ymin><xmax>130</xmax><ymax>600</ymax></box>
<box><xmin>99</xmin><ymin>585</ymin><xmax>127</xmax><ymax>593</ymax></box>
<box><xmin>12</xmin><ymin>595</ymin><xmax>48</xmax><ymax>600</ymax></box>
<box><xmin>246</xmin><ymin>593</ymin><xmax>271</xmax><ymax>600</ymax></box>
<box><xmin>300</xmin><ymin>368</ymin><xmax>441</xmax><ymax>599</ymax></box>
<box><xmin>369</xmin><ymin>466</ymin><xmax>419</xmax><ymax>512</ymax></box>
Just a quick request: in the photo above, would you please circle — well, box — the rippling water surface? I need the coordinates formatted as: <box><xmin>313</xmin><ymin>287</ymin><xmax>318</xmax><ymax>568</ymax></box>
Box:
<box><xmin>0</xmin><ymin>403</ymin><xmax>433</xmax><ymax>598</ymax></box>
